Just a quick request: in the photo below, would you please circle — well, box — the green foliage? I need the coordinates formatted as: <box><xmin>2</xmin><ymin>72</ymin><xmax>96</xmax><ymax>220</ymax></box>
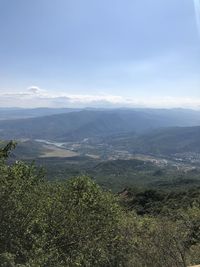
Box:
<box><xmin>120</xmin><ymin>187</ymin><xmax>200</xmax><ymax>266</ymax></box>
<box><xmin>0</xmin><ymin>142</ymin><xmax>200</xmax><ymax>266</ymax></box>
<box><xmin>0</xmin><ymin>141</ymin><xmax>16</xmax><ymax>159</ymax></box>
<box><xmin>130</xmin><ymin>216</ymin><xmax>189</xmax><ymax>267</ymax></box>
<box><xmin>0</xmin><ymin>145</ymin><xmax>133</xmax><ymax>266</ymax></box>
<box><xmin>121</xmin><ymin>187</ymin><xmax>200</xmax><ymax>215</ymax></box>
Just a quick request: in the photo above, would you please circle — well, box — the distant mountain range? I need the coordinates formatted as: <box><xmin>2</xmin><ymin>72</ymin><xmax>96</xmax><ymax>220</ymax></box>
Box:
<box><xmin>0</xmin><ymin>107</ymin><xmax>80</xmax><ymax>120</ymax></box>
<box><xmin>1</xmin><ymin>108</ymin><xmax>200</xmax><ymax>142</ymax></box>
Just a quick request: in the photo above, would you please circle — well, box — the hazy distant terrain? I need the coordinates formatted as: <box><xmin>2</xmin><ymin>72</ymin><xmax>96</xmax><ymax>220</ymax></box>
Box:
<box><xmin>1</xmin><ymin>108</ymin><xmax>200</xmax><ymax>141</ymax></box>
<box><xmin>102</xmin><ymin>126</ymin><xmax>200</xmax><ymax>155</ymax></box>
<box><xmin>0</xmin><ymin>107</ymin><xmax>80</xmax><ymax>120</ymax></box>
<box><xmin>1</xmin><ymin>107</ymin><xmax>200</xmax><ymax>192</ymax></box>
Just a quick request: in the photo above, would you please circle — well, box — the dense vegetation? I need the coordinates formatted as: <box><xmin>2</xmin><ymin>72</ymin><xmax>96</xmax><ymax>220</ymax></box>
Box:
<box><xmin>21</xmin><ymin>156</ymin><xmax>200</xmax><ymax>192</ymax></box>
<box><xmin>0</xmin><ymin>142</ymin><xmax>200</xmax><ymax>266</ymax></box>
<box><xmin>6</xmin><ymin>140</ymin><xmax>200</xmax><ymax>192</ymax></box>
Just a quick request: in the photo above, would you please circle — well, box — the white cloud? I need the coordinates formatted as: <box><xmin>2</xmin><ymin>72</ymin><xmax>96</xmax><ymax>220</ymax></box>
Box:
<box><xmin>27</xmin><ymin>86</ymin><xmax>45</xmax><ymax>95</ymax></box>
<box><xmin>0</xmin><ymin>86</ymin><xmax>200</xmax><ymax>109</ymax></box>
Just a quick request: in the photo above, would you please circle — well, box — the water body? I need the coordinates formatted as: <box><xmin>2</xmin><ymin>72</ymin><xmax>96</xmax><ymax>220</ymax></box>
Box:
<box><xmin>35</xmin><ymin>139</ymin><xmax>66</xmax><ymax>148</ymax></box>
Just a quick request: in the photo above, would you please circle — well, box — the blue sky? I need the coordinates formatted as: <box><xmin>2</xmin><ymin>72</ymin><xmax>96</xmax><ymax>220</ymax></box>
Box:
<box><xmin>0</xmin><ymin>0</ymin><xmax>200</xmax><ymax>108</ymax></box>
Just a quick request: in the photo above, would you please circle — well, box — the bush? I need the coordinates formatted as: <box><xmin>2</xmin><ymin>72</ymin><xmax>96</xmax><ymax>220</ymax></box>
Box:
<box><xmin>0</xmin><ymin>144</ymin><xmax>134</xmax><ymax>266</ymax></box>
<box><xmin>0</xmin><ymin>142</ymin><xmax>199</xmax><ymax>266</ymax></box>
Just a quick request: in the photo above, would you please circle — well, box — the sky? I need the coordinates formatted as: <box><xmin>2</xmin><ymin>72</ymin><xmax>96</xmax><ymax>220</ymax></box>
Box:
<box><xmin>0</xmin><ymin>0</ymin><xmax>200</xmax><ymax>108</ymax></box>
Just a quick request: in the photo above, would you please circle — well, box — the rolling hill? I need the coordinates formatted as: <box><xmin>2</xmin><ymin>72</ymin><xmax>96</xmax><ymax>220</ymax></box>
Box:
<box><xmin>1</xmin><ymin>108</ymin><xmax>200</xmax><ymax>141</ymax></box>
<box><xmin>106</xmin><ymin>126</ymin><xmax>200</xmax><ymax>156</ymax></box>
<box><xmin>136</xmin><ymin>126</ymin><xmax>200</xmax><ymax>155</ymax></box>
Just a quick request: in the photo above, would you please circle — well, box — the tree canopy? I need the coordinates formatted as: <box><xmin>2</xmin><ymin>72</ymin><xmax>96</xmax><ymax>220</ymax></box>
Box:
<box><xmin>0</xmin><ymin>142</ymin><xmax>199</xmax><ymax>266</ymax></box>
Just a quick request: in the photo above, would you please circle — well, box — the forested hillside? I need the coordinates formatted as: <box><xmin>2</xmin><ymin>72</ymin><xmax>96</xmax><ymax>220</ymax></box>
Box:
<box><xmin>0</xmin><ymin>142</ymin><xmax>200</xmax><ymax>266</ymax></box>
<box><xmin>106</xmin><ymin>126</ymin><xmax>200</xmax><ymax>156</ymax></box>
<box><xmin>137</xmin><ymin>126</ymin><xmax>200</xmax><ymax>155</ymax></box>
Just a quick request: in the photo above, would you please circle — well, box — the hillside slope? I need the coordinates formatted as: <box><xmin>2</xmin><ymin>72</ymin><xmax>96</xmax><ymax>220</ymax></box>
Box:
<box><xmin>107</xmin><ymin>126</ymin><xmax>200</xmax><ymax>156</ymax></box>
<box><xmin>1</xmin><ymin>108</ymin><xmax>200</xmax><ymax>141</ymax></box>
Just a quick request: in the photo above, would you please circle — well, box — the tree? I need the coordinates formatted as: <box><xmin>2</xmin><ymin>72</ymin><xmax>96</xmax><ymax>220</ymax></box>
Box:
<box><xmin>0</xmin><ymin>143</ymin><xmax>134</xmax><ymax>266</ymax></box>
